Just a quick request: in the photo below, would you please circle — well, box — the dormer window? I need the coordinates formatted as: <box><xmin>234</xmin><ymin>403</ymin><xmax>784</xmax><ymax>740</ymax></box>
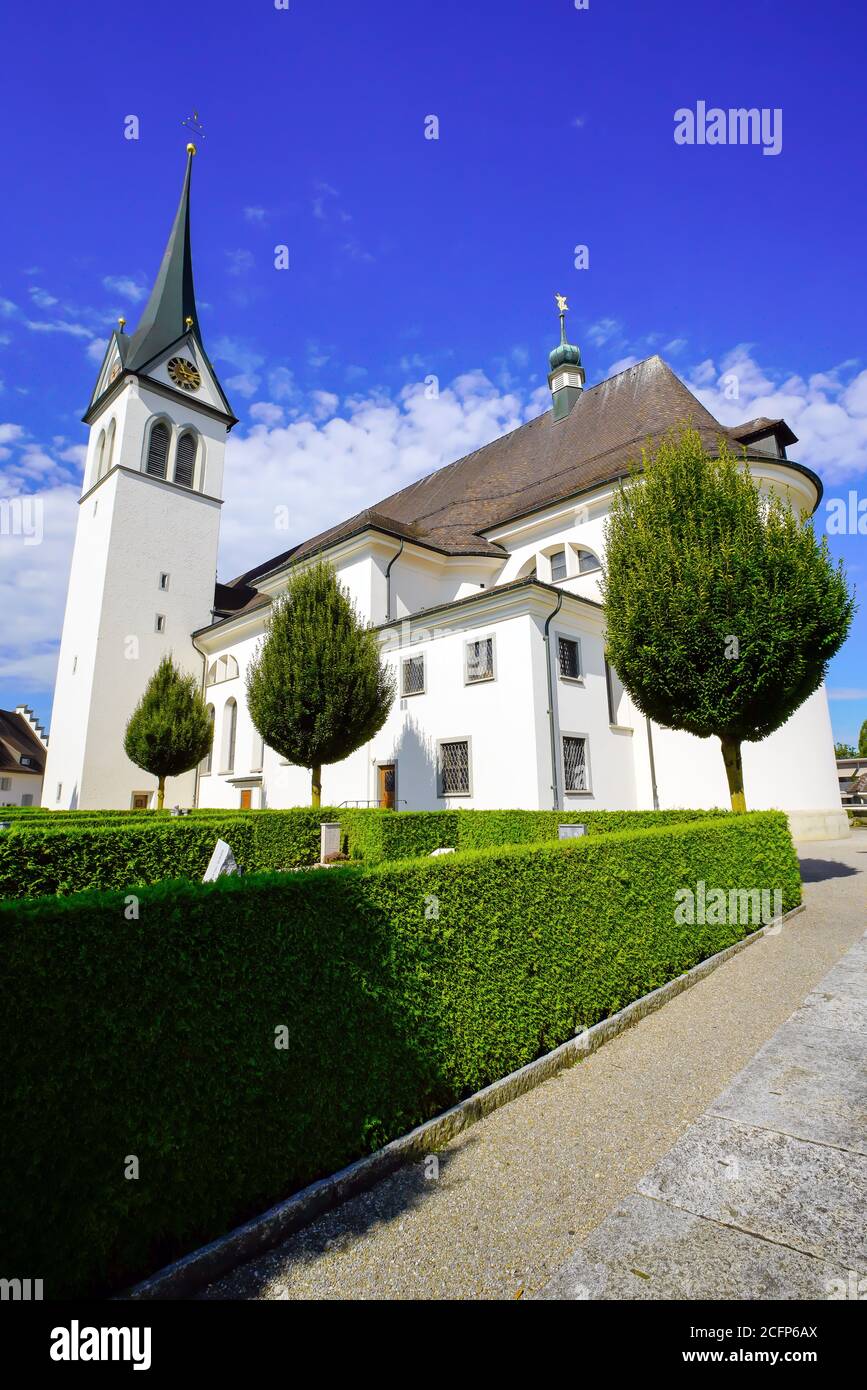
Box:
<box><xmin>577</xmin><ymin>549</ymin><xmax>601</xmax><ymax>574</ymax></box>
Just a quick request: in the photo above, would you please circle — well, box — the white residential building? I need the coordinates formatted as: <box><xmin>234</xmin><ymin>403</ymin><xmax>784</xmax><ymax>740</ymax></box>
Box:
<box><xmin>43</xmin><ymin>150</ymin><xmax>847</xmax><ymax>839</ymax></box>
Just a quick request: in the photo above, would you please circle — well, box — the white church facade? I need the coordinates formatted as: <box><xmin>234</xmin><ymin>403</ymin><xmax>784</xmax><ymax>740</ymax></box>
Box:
<box><xmin>43</xmin><ymin>150</ymin><xmax>847</xmax><ymax>839</ymax></box>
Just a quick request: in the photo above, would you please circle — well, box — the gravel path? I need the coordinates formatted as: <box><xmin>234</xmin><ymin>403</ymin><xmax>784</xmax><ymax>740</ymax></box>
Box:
<box><xmin>199</xmin><ymin>831</ymin><xmax>867</xmax><ymax>1301</ymax></box>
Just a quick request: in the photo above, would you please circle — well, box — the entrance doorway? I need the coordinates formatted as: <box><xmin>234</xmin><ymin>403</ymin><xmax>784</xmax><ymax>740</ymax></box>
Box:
<box><xmin>240</xmin><ymin>788</ymin><xmax>252</xmax><ymax>809</ymax></box>
<box><xmin>131</xmin><ymin>793</ymin><xmax>149</xmax><ymax>810</ymax></box>
<box><xmin>377</xmin><ymin>763</ymin><xmax>396</xmax><ymax>810</ymax></box>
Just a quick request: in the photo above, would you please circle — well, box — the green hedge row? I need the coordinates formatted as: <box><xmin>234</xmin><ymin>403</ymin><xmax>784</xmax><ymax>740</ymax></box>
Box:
<box><xmin>0</xmin><ymin>812</ymin><xmax>800</xmax><ymax>1296</ymax></box>
<box><xmin>338</xmin><ymin>806</ymin><xmax>733</xmax><ymax>864</ymax></box>
<box><xmin>0</xmin><ymin>810</ymin><xmax>341</xmax><ymax>899</ymax></box>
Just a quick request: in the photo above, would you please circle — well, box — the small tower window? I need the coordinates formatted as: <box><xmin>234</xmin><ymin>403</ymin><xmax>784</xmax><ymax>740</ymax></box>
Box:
<box><xmin>94</xmin><ymin>429</ymin><xmax>106</xmax><ymax>484</ymax></box>
<box><xmin>104</xmin><ymin>418</ymin><xmax>116</xmax><ymax>477</ymax></box>
<box><xmin>159</xmin><ymin>573</ymin><xmax>170</xmax><ymax>591</ymax></box>
<box><xmin>155</xmin><ymin>614</ymin><xmax>166</xmax><ymax>633</ymax></box>
<box><xmin>145</xmin><ymin>422</ymin><xmax>170</xmax><ymax>479</ymax></box>
<box><xmin>175</xmin><ymin>432</ymin><xmax>197</xmax><ymax>488</ymax></box>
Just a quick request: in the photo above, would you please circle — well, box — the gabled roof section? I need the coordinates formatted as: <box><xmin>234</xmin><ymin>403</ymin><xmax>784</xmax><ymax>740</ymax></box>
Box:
<box><xmin>0</xmin><ymin>708</ymin><xmax>46</xmax><ymax>777</ymax></box>
<box><xmin>228</xmin><ymin>355</ymin><xmax>815</xmax><ymax>594</ymax></box>
<box><xmin>86</xmin><ymin>149</ymin><xmax>236</xmax><ymax>425</ymax></box>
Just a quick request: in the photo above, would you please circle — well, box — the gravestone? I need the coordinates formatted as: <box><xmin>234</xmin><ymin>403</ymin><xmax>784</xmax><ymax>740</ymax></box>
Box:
<box><xmin>429</xmin><ymin>847</ymin><xmax>456</xmax><ymax>856</ymax></box>
<box><xmin>320</xmin><ymin>822</ymin><xmax>341</xmax><ymax>862</ymax></box>
<box><xmin>558</xmin><ymin>823</ymin><xmax>586</xmax><ymax>839</ymax></box>
<box><xmin>203</xmin><ymin>839</ymin><xmax>240</xmax><ymax>881</ymax></box>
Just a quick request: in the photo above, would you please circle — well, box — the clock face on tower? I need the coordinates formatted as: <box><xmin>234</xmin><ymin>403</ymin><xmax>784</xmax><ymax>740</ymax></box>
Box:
<box><xmin>167</xmin><ymin>356</ymin><xmax>201</xmax><ymax>392</ymax></box>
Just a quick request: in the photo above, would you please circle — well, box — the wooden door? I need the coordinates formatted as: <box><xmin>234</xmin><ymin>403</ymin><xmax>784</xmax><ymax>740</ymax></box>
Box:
<box><xmin>132</xmin><ymin>793</ymin><xmax>149</xmax><ymax>810</ymax></box>
<box><xmin>377</xmin><ymin>763</ymin><xmax>396</xmax><ymax>810</ymax></box>
<box><xmin>240</xmin><ymin>788</ymin><xmax>252</xmax><ymax>809</ymax></box>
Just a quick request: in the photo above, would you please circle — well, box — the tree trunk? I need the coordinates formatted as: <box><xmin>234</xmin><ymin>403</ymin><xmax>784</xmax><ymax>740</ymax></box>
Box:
<box><xmin>157</xmin><ymin>777</ymin><xmax>165</xmax><ymax>811</ymax></box>
<box><xmin>311</xmin><ymin>765</ymin><xmax>322</xmax><ymax>808</ymax></box>
<box><xmin>721</xmin><ymin>734</ymin><xmax>747</xmax><ymax>813</ymax></box>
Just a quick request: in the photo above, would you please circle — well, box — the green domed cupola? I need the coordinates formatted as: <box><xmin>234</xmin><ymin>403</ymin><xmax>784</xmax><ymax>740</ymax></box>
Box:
<box><xmin>548</xmin><ymin>294</ymin><xmax>586</xmax><ymax>420</ymax></box>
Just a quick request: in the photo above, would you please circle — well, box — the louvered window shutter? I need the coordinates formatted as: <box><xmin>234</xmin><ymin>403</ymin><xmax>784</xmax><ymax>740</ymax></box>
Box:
<box><xmin>175</xmin><ymin>433</ymin><xmax>196</xmax><ymax>488</ymax></box>
<box><xmin>145</xmin><ymin>423</ymin><xmax>169</xmax><ymax>478</ymax></box>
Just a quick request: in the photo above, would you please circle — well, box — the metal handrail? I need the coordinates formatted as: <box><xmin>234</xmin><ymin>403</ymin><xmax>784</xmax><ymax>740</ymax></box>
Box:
<box><xmin>337</xmin><ymin>798</ymin><xmax>408</xmax><ymax>807</ymax></box>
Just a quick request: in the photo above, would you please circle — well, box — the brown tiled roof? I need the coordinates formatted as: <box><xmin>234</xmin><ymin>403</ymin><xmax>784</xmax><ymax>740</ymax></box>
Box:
<box><xmin>217</xmin><ymin>355</ymin><xmax>816</xmax><ymax>608</ymax></box>
<box><xmin>0</xmin><ymin>709</ymin><xmax>46</xmax><ymax>777</ymax></box>
<box><xmin>729</xmin><ymin>416</ymin><xmax>798</xmax><ymax>448</ymax></box>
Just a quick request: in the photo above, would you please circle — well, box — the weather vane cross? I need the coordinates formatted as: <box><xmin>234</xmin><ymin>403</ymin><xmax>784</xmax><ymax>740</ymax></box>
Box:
<box><xmin>181</xmin><ymin>110</ymin><xmax>205</xmax><ymax>147</ymax></box>
<box><xmin>555</xmin><ymin>293</ymin><xmax>569</xmax><ymax>314</ymax></box>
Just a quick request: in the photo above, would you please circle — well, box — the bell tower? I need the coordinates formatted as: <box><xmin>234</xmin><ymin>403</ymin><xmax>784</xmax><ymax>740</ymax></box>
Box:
<box><xmin>43</xmin><ymin>145</ymin><xmax>237</xmax><ymax>809</ymax></box>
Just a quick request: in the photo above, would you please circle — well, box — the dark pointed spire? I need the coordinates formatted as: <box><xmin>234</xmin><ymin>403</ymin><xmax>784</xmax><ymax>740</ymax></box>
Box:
<box><xmin>125</xmin><ymin>146</ymin><xmax>198</xmax><ymax>373</ymax></box>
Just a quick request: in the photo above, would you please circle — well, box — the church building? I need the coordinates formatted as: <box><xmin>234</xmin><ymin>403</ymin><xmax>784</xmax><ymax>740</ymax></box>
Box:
<box><xmin>42</xmin><ymin>150</ymin><xmax>847</xmax><ymax>839</ymax></box>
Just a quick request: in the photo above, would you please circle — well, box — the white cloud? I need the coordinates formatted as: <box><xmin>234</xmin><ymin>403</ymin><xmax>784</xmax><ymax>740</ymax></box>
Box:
<box><xmin>686</xmin><ymin>348</ymin><xmax>867</xmax><ymax>481</ymax></box>
<box><xmin>243</xmin><ymin>206</ymin><xmax>267</xmax><ymax>223</ymax></box>
<box><xmin>225</xmin><ymin>249</ymin><xmax>255</xmax><ymax>276</ymax></box>
<box><xmin>0</xmin><ymin>481</ymin><xmax>79</xmax><ymax>693</ymax></box>
<box><xmin>586</xmin><ymin>317</ymin><xmax>622</xmax><ymax>347</ymax></box>
<box><xmin>0</xmin><ymin>298</ymin><xmax>17</xmax><ymax>317</ymax></box>
<box><xmin>0</xmin><ymin>423</ymin><xmax>25</xmax><ymax>445</ymax></box>
<box><xmin>102</xmin><ymin>275</ymin><xmax>147</xmax><ymax>302</ymax></box>
<box><xmin>664</xmin><ymin>337</ymin><xmax>687</xmax><ymax>355</ymax></box>
<box><xmin>28</xmin><ymin>287</ymin><xmax>58</xmax><ymax>309</ymax></box>
<box><xmin>225</xmin><ymin>372</ymin><xmax>260</xmax><ymax>398</ymax></box>
<box><xmin>25</xmin><ymin>319</ymin><xmax>93</xmax><ymax>339</ymax></box>
<box><xmin>86</xmin><ymin>338</ymin><xmax>108</xmax><ymax>364</ymax></box>
<box><xmin>249</xmin><ymin>402</ymin><xmax>285</xmax><ymax>426</ymax></box>
<box><xmin>827</xmin><ymin>688</ymin><xmax>867</xmax><ymax>701</ymax></box>
<box><xmin>607</xmin><ymin>355</ymin><xmax>638</xmax><ymax>376</ymax></box>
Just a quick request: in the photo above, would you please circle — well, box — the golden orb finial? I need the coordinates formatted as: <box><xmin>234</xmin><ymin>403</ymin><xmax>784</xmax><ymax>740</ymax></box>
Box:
<box><xmin>185</xmin><ymin>316</ymin><xmax>193</xmax><ymax>330</ymax></box>
<box><xmin>118</xmin><ymin>316</ymin><xmax>126</xmax><ymax>331</ymax></box>
<box><xmin>186</xmin><ymin>141</ymin><xmax>197</xmax><ymax>156</ymax></box>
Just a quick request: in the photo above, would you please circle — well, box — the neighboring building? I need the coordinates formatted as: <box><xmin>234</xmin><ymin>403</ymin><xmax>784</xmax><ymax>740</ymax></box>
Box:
<box><xmin>43</xmin><ymin>149</ymin><xmax>848</xmax><ymax>839</ymax></box>
<box><xmin>0</xmin><ymin>706</ymin><xmax>47</xmax><ymax>807</ymax></box>
<box><xmin>837</xmin><ymin>757</ymin><xmax>867</xmax><ymax>807</ymax></box>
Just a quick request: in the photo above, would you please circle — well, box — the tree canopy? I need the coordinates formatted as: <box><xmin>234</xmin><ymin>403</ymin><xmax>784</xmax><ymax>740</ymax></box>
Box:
<box><xmin>602</xmin><ymin>426</ymin><xmax>854</xmax><ymax>810</ymax></box>
<box><xmin>246</xmin><ymin>560</ymin><xmax>394</xmax><ymax>805</ymax></box>
<box><xmin>124</xmin><ymin>655</ymin><xmax>213</xmax><ymax>809</ymax></box>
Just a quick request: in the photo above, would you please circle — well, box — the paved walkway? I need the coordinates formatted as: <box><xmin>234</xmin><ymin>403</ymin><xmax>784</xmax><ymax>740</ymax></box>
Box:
<box><xmin>200</xmin><ymin>833</ymin><xmax>866</xmax><ymax>1301</ymax></box>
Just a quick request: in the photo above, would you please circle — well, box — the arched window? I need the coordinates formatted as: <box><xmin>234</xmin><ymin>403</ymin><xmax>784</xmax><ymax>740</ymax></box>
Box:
<box><xmin>145</xmin><ymin>421</ymin><xmax>170</xmax><ymax>479</ymax></box>
<box><xmin>104</xmin><ymin>419</ymin><xmax>116</xmax><ymax>477</ymax></box>
<box><xmin>202</xmin><ymin>704</ymin><xmax>215</xmax><ymax>773</ymax></box>
<box><xmin>577</xmin><ymin>548</ymin><xmax>601</xmax><ymax>574</ymax></box>
<box><xmin>94</xmin><ymin>430</ymin><xmax>106</xmax><ymax>484</ymax></box>
<box><xmin>175</xmin><ymin>431</ymin><xmax>197</xmax><ymax>488</ymax></box>
<box><xmin>206</xmin><ymin>654</ymin><xmax>239</xmax><ymax>687</ymax></box>
<box><xmin>222</xmin><ymin>698</ymin><xmax>237</xmax><ymax>773</ymax></box>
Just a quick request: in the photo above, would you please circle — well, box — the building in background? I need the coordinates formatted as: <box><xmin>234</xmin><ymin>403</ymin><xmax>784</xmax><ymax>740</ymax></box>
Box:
<box><xmin>0</xmin><ymin>706</ymin><xmax>47</xmax><ymax>807</ymax></box>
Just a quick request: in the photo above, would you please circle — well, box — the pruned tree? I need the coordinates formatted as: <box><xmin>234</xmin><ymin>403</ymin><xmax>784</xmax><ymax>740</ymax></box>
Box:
<box><xmin>246</xmin><ymin>560</ymin><xmax>394</xmax><ymax>806</ymax></box>
<box><xmin>602</xmin><ymin>426</ymin><xmax>854</xmax><ymax>811</ymax></box>
<box><xmin>859</xmin><ymin>720</ymin><xmax>867</xmax><ymax>757</ymax></box>
<box><xmin>124</xmin><ymin>654</ymin><xmax>213</xmax><ymax>809</ymax></box>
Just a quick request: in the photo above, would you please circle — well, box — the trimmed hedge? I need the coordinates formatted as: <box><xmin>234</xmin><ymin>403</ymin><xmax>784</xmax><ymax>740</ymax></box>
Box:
<box><xmin>0</xmin><ymin>810</ymin><xmax>342</xmax><ymax>899</ymax></box>
<box><xmin>339</xmin><ymin>806</ymin><xmax>733</xmax><ymax>864</ymax></box>
<box><xmin>0</xmin><ymin>811</ymin><xmax>800</xmax><ymax>1296</ymax></box>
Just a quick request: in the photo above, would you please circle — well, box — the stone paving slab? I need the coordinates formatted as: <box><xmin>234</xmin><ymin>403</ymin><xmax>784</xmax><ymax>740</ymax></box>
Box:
<box><xmin>636</xmin><ymin>1114</ymin><xmax>867</xmax><ymax>1271</ymax></box>
<box><xmin>540</xmin><ymin>930</ymin><xmax>867</xmax><ymax>1299</ymax></box>
<box><xmin>538</xmin><ymin>1194</ymin><xmax>848</xmax><ymax>1301</ymax></box>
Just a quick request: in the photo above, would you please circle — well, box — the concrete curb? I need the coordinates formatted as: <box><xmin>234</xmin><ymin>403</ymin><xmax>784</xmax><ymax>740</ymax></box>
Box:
<box><xmin>123</xmin><ymin>904</ymin><xmax>804</xmax><ymax>1301</ymax></box>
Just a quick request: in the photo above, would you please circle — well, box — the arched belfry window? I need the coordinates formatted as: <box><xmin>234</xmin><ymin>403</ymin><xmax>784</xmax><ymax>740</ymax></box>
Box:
<box><xmin>103</xmin><ymin>419</ymin><xmax>116</xmax><ymax>478</ymax></box>
<box><xmin>202</xmin><ymin>704</ymin><xmax>215</xmax><ymax>774</ymax></box>
<box><xmin>175</xmin><ymin>431</ymin><xmax>197</xmax><ymax>489</ymax></box>
<box><xmin>145</xmin><ymin>422</ymin><xmax>170</xmax><ymax>479</ymax></box>
<box><xmin>222</xmin><ymin>697</ymin><xmax>237</xmax><ymax>773</ymax></box>
<box><xmin>94</xmin><ymin>429</ymin><xmax>106</xmax><ymax>484</ymax></box>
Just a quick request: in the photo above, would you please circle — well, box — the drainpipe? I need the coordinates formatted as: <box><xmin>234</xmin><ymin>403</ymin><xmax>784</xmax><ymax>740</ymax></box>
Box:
<box><xmin>645</xmin><ymin>715</ymin><xmax>660</xmax><ymax>811</ymax></box>
<box><xmin>385</xmin><ymin>539</ymin><xmax>404</xmax><ymax>623</ymax></box>
<box><xmin>543</xmin><ymin>590</ymin><xmax>563</xmax><ymax>809</ymax></box>
<box><xmin>191</xmin><ymin>635</ymin><xmax>208</xmax><ymax>809</ymax></box>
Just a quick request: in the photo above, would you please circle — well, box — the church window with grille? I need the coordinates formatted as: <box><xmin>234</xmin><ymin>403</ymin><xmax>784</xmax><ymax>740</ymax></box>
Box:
<box><xmin>438</xmin><ymin>738</ymin><xmax>471</xmax><ymax>796</ymax></box>
<box><xmin>563</xmin><ymin>735</ymin><xmax>589</xmax><ymax>793</ymax></box>
<box><xmin>558</xmin><ymin>636</ymin><xmax>581</xmax><ymax>680</ymax></box>
<box><xmin>464</xmin><ymin>637</ymin><xmax>494</xmax><ymax>684</ymax></box>
<box><xmin>401</xmin><ymin>654</ymin><xmax>425</xmax><ymax>696</ymax></box>
<box><xmin>145</xmin><ymin>422</ymin><xmax>170</xmax><ymax>479</ymax></box>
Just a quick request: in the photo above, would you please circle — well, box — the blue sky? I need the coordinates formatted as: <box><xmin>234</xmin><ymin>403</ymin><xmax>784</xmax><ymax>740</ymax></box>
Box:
<box><xmin>1</xmin><ymin>0</ymin><xmax>865</xmax><ymax>743</ymax></box>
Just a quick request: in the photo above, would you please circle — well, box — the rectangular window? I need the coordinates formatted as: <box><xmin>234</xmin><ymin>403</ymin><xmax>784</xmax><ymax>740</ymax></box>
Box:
<box><xmin>563</xmin><ymin>735</ymin><xmax>589</xmax><ymax>793</ymax></box>
<box><xmin>21</xmin><ymin>793</ymin><xmax>33</xmax><ymax>807</ymax></box>
<box><xmin>19</xmin><ymin>755</ymin><xmax>34</xmax><ymax>768</ymax></box>
<box><xmin>56</xmin><ymin>783</ymin><xmax>62</xmax><ymax>802</ymax></box>
<box><xmin>155</xmin><ymin>614</ymin><xmax>166</xmax><ymax>633</ymax></box>
<box><xmin>159</xmin><ymin>573</ymin><xmax>170</xmax><ymax>591</ymax></box>
<box><xmin>465</xmin><ymin>637</ymin><xmax>494</xmax><ymax>684</ymax></box>
<box><xmin>401</xmin><ymin>654</ymin><xmax>425</xmax><ymax>696</ymax></box>
<box><xmin>72</xmin><ymin>656</ymin><xmax>78</xmax><ymax>674</ymax></box>
<box><xmin>578</xmin><ymin>550</ymin><xmax>599</xmax><ymax>574</ymax></box>
<box><xmin>0</xmin><ymin>778</ymin><xmax>11</xmax><ymax>791</ymax></box>
<box><xmin>550</xmin><ymin>548</ymin><xmax>568</xmax><ymax>582</ymax></box>
<box><xmin>558</xmin><ymin>636</ymin><xmax>581</xmax><ymax>680</ymax></box>
<box><xmin>439</xmin><ymin>739</ymin><xmax>471</xmax><ymax>796</ymax></box>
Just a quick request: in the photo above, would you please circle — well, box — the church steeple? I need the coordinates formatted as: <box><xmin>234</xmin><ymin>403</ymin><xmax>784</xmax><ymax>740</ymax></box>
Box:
<box><xmin>125</xmin><ymin>144</ymin><xmax>198</xmax><ymax>374</ymax></box>
<box><xmin>548</xmin><ymin>294</ymin><xmax>585</xmax><ymax>421</ymax></box>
